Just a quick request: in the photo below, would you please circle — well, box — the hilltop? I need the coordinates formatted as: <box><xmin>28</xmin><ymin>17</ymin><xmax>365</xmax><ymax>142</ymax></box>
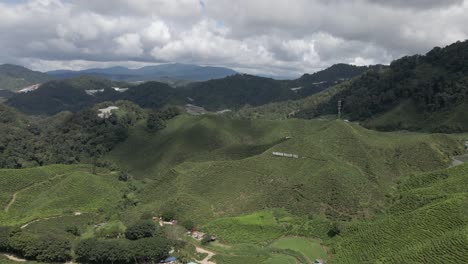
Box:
<box><xmin>0</xmin><ymin>64</ymin><xmax>52</xmax><ymax>91</ymax></box>
<box><xmin>47</xmin><ymin>63</ymin><xmax>238</xmax><ymax>82</ymax></box>
<box><xmin>6</xmin><ymin>79</ymin><xmax>179</xmax><ymax>115</ymax></box>
<box><xmin>295</xmin><ymin>40</ymin><xmax>468</xmax><ymax>132</ymax></box>
<box><xmin>6</xmin><ymin>63</ymin><xmax>375</xmax><ymax>115</ymax></box>
<box><xmin>107</xmin><ymin>114</ymin><xmax>463</xmax><ymax>224</ymax></box>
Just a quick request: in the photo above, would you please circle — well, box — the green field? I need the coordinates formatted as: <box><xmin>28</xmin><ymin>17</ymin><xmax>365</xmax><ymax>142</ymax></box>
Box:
<box><xmin>108</xmin><ymin>114</ymin><xmax>462</xmax><ymax>225</ymax></box>
<box><xmin>330</xmin><ymin>163</ymin><xmax>468</xmax><ymax>263</ymax></box>
<box><xmin>194</xmin><ymin>210</ymin><xmax>329</xmax><ymax>263</ymax></box>
<box><xmin>271</xmin><ymin>237</ymin><xmax>327</xmax><ymax>262</ymax></box>
<box><xmin>1</xmin><ymin>113</ymin><xmax>467</xmax><ymax>263</ymax></box>
<box><xmin>264</xmin><ymin>254</ymin><xmax>298</xmax><ymax>264</ymax></box>
<box><xmin>0</xmin><ymin>165</ymin><xmax>126</xmax><ymax>225</ymax></box>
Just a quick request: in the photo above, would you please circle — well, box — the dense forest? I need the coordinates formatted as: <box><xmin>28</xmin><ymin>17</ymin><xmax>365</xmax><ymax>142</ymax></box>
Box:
<box><xmin>5</xmin><ymin>64</ymin><xmax>375</xmax><ymax>115</ymax></box>
<box><xmin>6</xmin><ymin>79</ymin><xmax>181</xmax><ymax>115</ymax></box>
<box><xmin>182</xmin><ymin>74</ymin><xmax>296</xmax><ymax>110</ymax></box>
<box><xmin>0</xmin><ymin>102</ymin><xmax>179</xmax><ymax>169</ymax></box>
<box><xmin>296</xmin><ymin>40</ymin><xmax>468</xmax><ymax>132</ymax></box>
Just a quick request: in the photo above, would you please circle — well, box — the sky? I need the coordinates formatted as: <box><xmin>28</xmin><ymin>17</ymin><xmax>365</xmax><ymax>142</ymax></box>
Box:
<box><xmin>0</xmin><ymin>0</ymin><xmax>467</xmax><ymax>78</ymax></box>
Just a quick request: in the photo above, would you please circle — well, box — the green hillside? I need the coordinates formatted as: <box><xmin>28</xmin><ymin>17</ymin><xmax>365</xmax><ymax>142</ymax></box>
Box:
<box><xmin>0</xmin><ymin>164</ymin><xmax>126</xmax><ymax>225</ymax></box>
<box><xmin>0</xmin><ymin>112</ymin><xmax>466</xmax><ymax>263</ymax></box>
<box><xmin>296</xmin><ymin>40</ymin><xmax>468</xmax><ymax>132</ymax></box>
<box><xmin>235</xmin><ymin>81</ymin><xmax>350</xmax><ymax>120</ymax></box>
<box><xmin>0</xmin><ymin>64</ymin><xmax>52</xmax><ymax>91</ymax></box>
<box><xmin>6</xmin><ymin>63</ymin><xmax>373</xmax><ymax>115</ymax></box>
<box><xmin>330</xmin><ymin>163</ymin><xmax>468</xmax><ymax>263</ymax></box>
<box><xmin>107</xmin><ymin>115</ymin><xmax>463</xmax><ymax>224</ymax></box>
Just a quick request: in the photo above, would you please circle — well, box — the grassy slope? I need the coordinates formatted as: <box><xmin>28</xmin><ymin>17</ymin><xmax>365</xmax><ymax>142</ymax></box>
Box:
<box><xmin>364</xmin><ymin>99</ymin><xmax>468</xmax><ymax>133</ymax></box>
<box><xmin>235</xmin><ymin>81</ymin><xmax>349</xmax><ymax>120</ymax></box>
<box><xmin>331</xmin><ymin>163</ymin><xmax>468</xmax><ymax>263</ymax></box>
<box><xmin>270</xmin><ymin>237</ymin><xmax>327</xmax><ymax>261</ymax></box>
<box><xmin>107</xmin><ymin>114</ymin><xmax>462</xmax><ymax>225</ymax></box>
<box><xmin>107</xmin><ymin>114</ymin><xmax>286</xmax><ymax>178</ymax></box>
<box><xmin>0</xmin><ymin>165</ymin><xmax>126</xmax><ymax>225</ymax></box>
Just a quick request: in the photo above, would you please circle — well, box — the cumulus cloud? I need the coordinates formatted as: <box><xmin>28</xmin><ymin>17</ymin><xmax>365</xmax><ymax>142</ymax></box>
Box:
<box><xmin>0</xmin><ymin>0</ymin><xmax>467</xmax><ymax>77</ymax></box>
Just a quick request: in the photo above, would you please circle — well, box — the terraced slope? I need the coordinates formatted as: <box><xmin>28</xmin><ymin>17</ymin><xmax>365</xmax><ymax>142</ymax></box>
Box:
<box><xmin>107</xmin><ymin>114</ymin><xmax>287</xmax><ymax>178</ymax></box>
<box><xmin>108</xmin><ymin>115</ymin><xmax>462</xmax><ymax>223</ymax></box>
<box><xmin>0</xmin><ymin>165</ymin><xmax>126</xmax><ymax>225</ymax></box>
<box><xmin>331</xmin><ymin>163</ymin><xmax>468</xmax><ymax>263</ymax></box>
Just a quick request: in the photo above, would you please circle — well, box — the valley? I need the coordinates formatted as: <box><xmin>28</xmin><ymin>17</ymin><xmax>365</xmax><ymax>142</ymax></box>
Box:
<box><xmin>0</xmin><ymin>38</ymin><xmax>468</xmax><ymax>264</ymax></box>
<box><xmin>1</xmin><ymin>110</ymin><xmax>467</xmax><ymax>263</ymax></box>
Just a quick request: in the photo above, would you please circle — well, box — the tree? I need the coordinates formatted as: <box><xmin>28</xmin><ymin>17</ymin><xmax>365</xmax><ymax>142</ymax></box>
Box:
<box><xmin>76</xmin><ymin>237</ymin><xmax>170</xmax><ymax>264</ymax></box>
<box><xmin>118</xmin><ymin>171</ymin><xmax>130</xmax><ymax>182</ymax></box>
<box><xmin>161</xmin><ymin>211</ymin><xmax>176</xmax><ymax>222</ymax></box>
<box><xmin>125</xmin><ymin>220</ymin><xmax>156</xmax><ymax>240</ymax></box>
<box><xmin>0</xmin><ymin>226</ymin><xmax>12</xmax><ymax>251</ymax></box>
<box><xmin>146</xmin><ymin>113</ymin><xmax>166</xmax><ymax>132</ymax></box>
<box><xmin>327</xmin><ymin>222</ymin><xmax>341</xmax><ymax>237</ymax></box>
<box><xmin>132</xmin><ymin>237</ymin><xmax>170</xmax><ymax>263</ymax></box>
<box><xmin>201</xmin><ymin>234</ymin><xmax>214</xmax><ymax>245</ymax></box>
<box><xmin>8</xmin><ymin>231</ymin><xmax>72</xmax><ymax>262</ymax></box>
<box><xmin>90</xmin><ymin>145</ymin><xmax>106</xmax><ymax>175</ymax></box>
<box><xmin>65</xmin><ymin>225</ymin><xmax>81</xmax><ymax>236</ymax></box>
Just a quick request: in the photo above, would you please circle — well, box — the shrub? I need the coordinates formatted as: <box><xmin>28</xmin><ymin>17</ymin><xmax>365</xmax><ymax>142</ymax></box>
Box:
<box><xmin>125</xmin><ymin>220</ymin><xmax>156</xmax><ymax>240</ymax></box>
<box><xmin>327</xmin><ymin>222</ymin><xmax>341</xmax><ymax>237</ymax></box>
<box><xmin>65</xmin><ymin>226</ymin><xmax>81</xmax><ymax>236</ymax></box>
<box><xmin>0</xmin><ymin>226</ymin><xmax>12</xmax><ymax>251</ymax></box>
<box><xmin>201</xmin><ymin>234</ymin><xmax>214</xmax><ymax>245</ymax></box>
<box><xmin>118</xmin><ymin>171</ymin><xmax>130</xmax><ymax>181</ymax></box>
<box><xmin>161</xmin><ymin>211</ymin><xmax>176</xmax><ymax>222</ymax></box>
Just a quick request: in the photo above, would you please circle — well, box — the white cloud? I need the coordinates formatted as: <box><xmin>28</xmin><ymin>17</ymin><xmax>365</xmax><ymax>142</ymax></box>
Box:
<box><xmin>0</xmin><ymin>0</ymin><xmax>467</xmax><ymax>77</ymax></box>
<box><xmin>141</xmin><ymin>20</ymin><xmax>172</xmax><ymax>45</ymax></box>
<box><xmin>114</xmin><ymin>33</ymin><xmax>144</xmax><ymax>57</ymax></box>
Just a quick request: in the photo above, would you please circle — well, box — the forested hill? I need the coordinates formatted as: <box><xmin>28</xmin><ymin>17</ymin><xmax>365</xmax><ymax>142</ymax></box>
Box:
<box><xmin>293</xmin><ymin>63</ymin><xmax>385</xmax><ymax>86</ymax></box>
<box><xmin>6</xmin><ymin>63</ymin><xmax>376</xmax><ymax>115</ymax></box>
<box><xmin>0</xmin><ymin>64</ymin><xmax>52</xmax><ymax>91</ymax></box>
<box><xmin>296</xmin><ymin>40</ymin><xmax>468</xmax><ymax>132</ymax></box>
<box><xmin>6</xmin><ymin>79</ymin><xmax>180</xmax><ymax>115</ymax></box>
<box><xmin>183</xmin><ymin>74</ymin><xmax>295</xmax><ymax>110</ymax></box>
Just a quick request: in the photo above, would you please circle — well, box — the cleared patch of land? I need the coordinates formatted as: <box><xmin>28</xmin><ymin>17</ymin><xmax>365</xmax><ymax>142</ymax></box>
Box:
<box><xmin>270</xmin><ymin>237</ymin><xmax>327</xmax><ymax>262</ymax></box>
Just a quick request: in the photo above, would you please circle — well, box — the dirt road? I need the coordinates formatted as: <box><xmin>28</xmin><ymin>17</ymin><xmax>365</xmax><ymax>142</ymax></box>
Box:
<box><xmin>196</xmin><ymin>246</ymin><xmax>216</xmax><ymax>264</ymax></box>
<box><xmin>4</xmin><ymin>254</ymin><xmax>27</xmax><ymax>262</ymax></box>
<box><xmin>451</xmin><ymin>153</ymin><xmax>468</xmax><ymax>167</ymax></box>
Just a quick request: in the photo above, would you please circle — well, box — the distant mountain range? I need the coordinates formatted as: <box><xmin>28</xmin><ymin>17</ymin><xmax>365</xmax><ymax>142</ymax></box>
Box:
<box><xmin>47</xmin><ymin>63</ymin><xmax>238</xmax><ymax>82</ymax></box>
<box><xmin>6</xmin><ymin>63</ymin><xmax>373</xmax><ymax>115</ymax></box>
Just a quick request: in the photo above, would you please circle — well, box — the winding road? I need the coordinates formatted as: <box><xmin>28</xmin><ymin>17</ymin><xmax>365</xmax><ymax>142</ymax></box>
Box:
<box><xmin>4</xmin><ymin>173</ymin><xmax>69</xmax><ymax>213</ymax></box>
<box><xmin>196</xmin><ymin>246</ymin><xmax>216</xmax><ymax>264</ymax></box>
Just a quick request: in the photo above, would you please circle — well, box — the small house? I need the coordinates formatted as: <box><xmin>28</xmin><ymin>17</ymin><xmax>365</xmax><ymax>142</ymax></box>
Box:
<box><xmin>161</xmin><ymin>256</ymin><xmax>177</xmax><ymax>264</ymax></box>
<box><xmin>97</xmin><ymin>106</ymin><xmax>119</xmax><ymax>119</ymax></box>
<box><xmin>190</xmin><ymin>230</ymin><xmax>206</xmax><ymax>240</ymax></box>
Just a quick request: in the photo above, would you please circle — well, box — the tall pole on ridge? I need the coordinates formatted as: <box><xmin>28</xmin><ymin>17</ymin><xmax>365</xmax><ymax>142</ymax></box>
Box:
<box><xmin>338</xmin><ymin>100</ymin><xmax>342</xmax><ymax>119</ymax></box>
